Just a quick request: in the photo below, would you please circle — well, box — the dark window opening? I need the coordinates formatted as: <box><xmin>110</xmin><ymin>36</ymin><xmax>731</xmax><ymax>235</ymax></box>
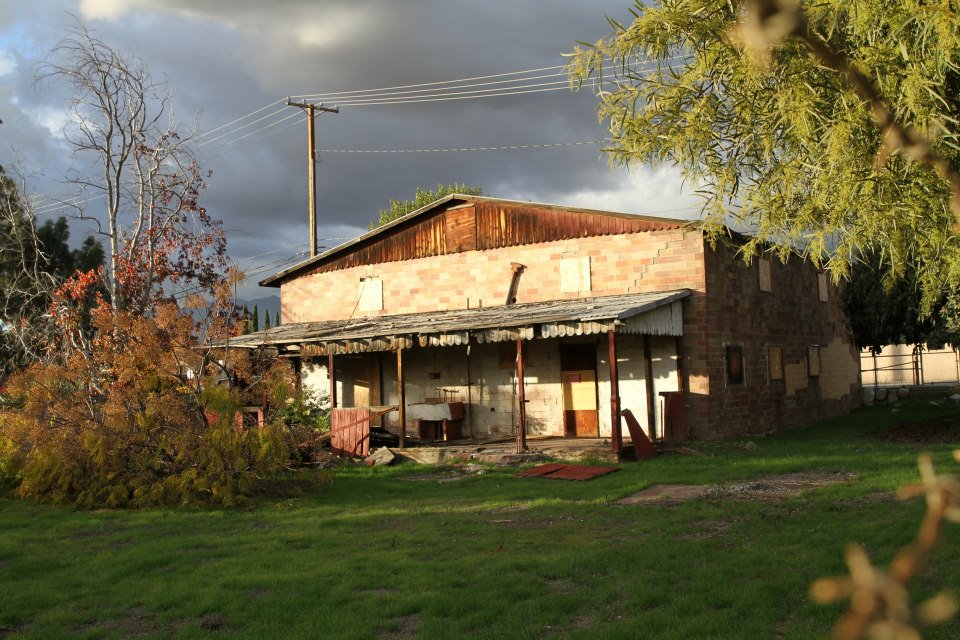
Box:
<box><xmin>726</xmin><ymin>345</ymin><xmax>744</xmax><ymax>384</ymax></box>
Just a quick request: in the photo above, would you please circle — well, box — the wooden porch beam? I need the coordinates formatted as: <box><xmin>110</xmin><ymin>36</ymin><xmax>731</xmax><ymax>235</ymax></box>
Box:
<box><xmin>608</xmin><ymin>329</ymin><xmax>622</xmax><ymax>453</ymax></box>
<box><xmin>516</xmin><ymin>337</ymin><xmax>527</xmax><ymax>453</ymax></box>
<box><xmin>397</xmin><ymin>346</ymin><xmax>406</xmax><ymax>450</ymax></box>
<box><xmin>328</xmin><ymin>353</ymin><xmax>337</xmax><ymax>409</ymax></box>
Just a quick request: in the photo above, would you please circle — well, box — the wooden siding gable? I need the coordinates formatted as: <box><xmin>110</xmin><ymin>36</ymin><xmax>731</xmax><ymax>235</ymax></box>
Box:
<box><xmin>263</xmin><ymin>196</ymin><xmax>689</xmax><ymax>285</ymax></box>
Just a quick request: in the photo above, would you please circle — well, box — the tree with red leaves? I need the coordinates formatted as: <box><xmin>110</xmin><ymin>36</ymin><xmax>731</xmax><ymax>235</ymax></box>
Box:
<box><xmin>37</xmin><ymin>21</ymin><xmax>228</xmax><ymax>318</ymax></box>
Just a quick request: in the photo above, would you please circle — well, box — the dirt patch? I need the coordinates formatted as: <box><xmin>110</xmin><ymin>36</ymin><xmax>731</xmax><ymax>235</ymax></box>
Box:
<box><xmin>79</xmin><ymin>607</ymin><xmax>162</xmax><ymax>638</ymax></box>
<box><xmin>678</xmin><ymin>518</ymin><xmax>738</xmax><ymax>540</ymax></box>
<box><xmin>402</xmin><ymin>464</ymin><xmax>487</xmax><ymax>483</ymax></box>
<box><xmin>546</xmin><ymin>577</ymin><xmax>578</xmax><ymax>595</ymax></box>
<box><xmin>873</xmin><ymin>414</ymin><xmax>960</xmax><ymax>444</ymax></box>
<box><xmin>196</xmin><ymin>612</ymin><xmax>229</xmax><ymax>632</ymax></box>
<box><xmin>490</xmin><ymin>514</ymin><xmax>584</xmax><ymax>529</ymax></box>
<box><xmin>618</xmin><ymin>471</ymin><xmax>855</xmax><ymax>505</ymax></box>
<box><xmin>378</xmin><ymin>613</ymin><xmax>420</xmax><ymax>640</ymax></box>
<box><xmin>619</xmin><ymin>484</ymin><xmax>711</xmax><ymax>504</ymax></box>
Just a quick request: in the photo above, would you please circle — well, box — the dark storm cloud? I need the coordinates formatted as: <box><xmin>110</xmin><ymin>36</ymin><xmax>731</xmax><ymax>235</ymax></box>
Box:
<box><xmin>1</xmin><ymin>0</ymin><xmax>701</xmax><ymax>298</ymax></box>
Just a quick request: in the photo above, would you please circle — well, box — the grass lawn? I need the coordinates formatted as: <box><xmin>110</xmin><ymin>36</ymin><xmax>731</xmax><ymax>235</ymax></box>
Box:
<box><xmin>2</xmin><ymin>399</ymin><xmax>960</xmax><ymax>639</ymax></box>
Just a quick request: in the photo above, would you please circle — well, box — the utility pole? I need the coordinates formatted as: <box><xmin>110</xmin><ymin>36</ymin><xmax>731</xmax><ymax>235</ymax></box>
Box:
<box><xmin>286</xmin><ymin>98</ymin><xmax>339</xmax><ymax>257</ymax></box>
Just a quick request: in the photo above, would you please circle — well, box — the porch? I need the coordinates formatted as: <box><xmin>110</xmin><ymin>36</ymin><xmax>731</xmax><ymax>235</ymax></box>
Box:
<box><xmin>227</xmin><ymin>290</ymin><xmax>692</xmax><ymax>456</ymax></box>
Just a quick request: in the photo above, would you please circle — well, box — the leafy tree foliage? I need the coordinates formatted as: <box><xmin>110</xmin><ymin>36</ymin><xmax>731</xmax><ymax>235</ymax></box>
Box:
<box><xmin>569</xmin><ymin>0</ymin><xmax>960</xmax><ymax>308</ymax></box>
<box><xmin>0</xmin><ymin>168</ymin><xmax>105</xmax><ymax>373</ymax></box>
<box><xmin>842</xmin><ymin>253</ymin><xmax>933</xmax><ymax>352</ymax></box>
<box><xmin>0</xmin><ymin>285</ymin><xmax>289</xmax><ymax>507</ymax></box>
<box><xmin>370</xmin><ymin>183</ymin><xmax>483</xmax><ymax>229</ymax></box>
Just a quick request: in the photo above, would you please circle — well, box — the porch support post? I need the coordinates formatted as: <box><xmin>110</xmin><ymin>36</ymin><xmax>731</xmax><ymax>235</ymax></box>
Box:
<box><xmin>328</xmin><ymin>352</ymin><xmax>337</xmax><ymax>409</ymax></box>
<box><xmin>293</xmin><ymin>355</ymin><xmax>303</xmax><ymax>395</ymax></box>
<box><xmin>643</xmin><ymin>334</ymin><xmax>656</xmax><ymax>441</ymax></box>
<box><xmin>675</xmin><ymin>337</ymin><xmax>686</xmax><ymax>393</ymax></box>
<box><xmin>608</xmin><ymin>329</ymin><xmax>622</xmax><ymax>453</ymax></box>
<box><xmin>516</xmin><ymin>337</ymin><xmax>527</xmax><ymax>453</ymax></box>
<box><xmin>397</xmin><ymin>346</ymin><xmax>406</xmax><ymax>450</ymax></box>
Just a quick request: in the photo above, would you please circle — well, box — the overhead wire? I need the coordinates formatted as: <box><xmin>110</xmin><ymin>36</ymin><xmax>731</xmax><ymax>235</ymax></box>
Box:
<box><xmin>29</xmin><ymin>55</ymin><xmax>692</xmax><ymax>249</ymax></box>
<box><xmin>296</xmin><ymin>70</ymin><xmax>571</xmax><ymax>102</ymax></box>
<box><xmin>318</xmin><ymin>140</ymin><xmax>603</xmax><ymax>154</ymax></box>
<box><xmin>206</xmin><ymin>55</ymin><xmax>683</xmax><ymax>151</ymax></box>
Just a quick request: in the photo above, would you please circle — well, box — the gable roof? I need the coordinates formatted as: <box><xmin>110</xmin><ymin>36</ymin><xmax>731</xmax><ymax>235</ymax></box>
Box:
<box><xmin>260</xmin><ymin>194</ymin><xmax>692</xmax><ymax>287</ymax></box>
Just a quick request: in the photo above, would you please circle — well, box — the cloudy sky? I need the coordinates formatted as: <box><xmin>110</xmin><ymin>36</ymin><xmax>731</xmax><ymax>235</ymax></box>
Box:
<box><xmin>0</xmin><ymin>0</ymin><xmax>701</xmax><ymax>300</ymax></box>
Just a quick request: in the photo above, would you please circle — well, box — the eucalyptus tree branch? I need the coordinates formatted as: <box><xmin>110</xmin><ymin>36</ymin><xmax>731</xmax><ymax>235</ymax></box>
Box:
<box><xmin>741</xmin><ymin>0</ymin><xmax>960</xmax><ymax>217</ymax></box>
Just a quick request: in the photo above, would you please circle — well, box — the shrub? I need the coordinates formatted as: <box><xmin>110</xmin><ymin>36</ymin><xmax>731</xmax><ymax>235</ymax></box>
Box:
<box><xmin>0</xmin><ymin>304</ymin><xmax>288</xmax><ymax>507</ymax></box>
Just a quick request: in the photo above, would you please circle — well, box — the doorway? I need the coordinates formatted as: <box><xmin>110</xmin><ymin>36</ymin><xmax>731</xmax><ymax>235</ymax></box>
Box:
<box><xmin>560</xmin><ymin>343</ymin><xmax>599</xmax><ymax>437</ymax></box>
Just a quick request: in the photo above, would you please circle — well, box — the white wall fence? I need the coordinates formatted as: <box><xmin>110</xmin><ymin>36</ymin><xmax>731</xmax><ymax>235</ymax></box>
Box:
<box><xmin>860</xmin><ymin>344</ymin><xmax>960</xmax><ymax>387</ymax></box>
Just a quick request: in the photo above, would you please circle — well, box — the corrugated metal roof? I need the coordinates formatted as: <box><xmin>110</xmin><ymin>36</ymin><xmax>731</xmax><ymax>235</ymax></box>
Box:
<box><xmin>259</xmin><ymin>194</ymin><xmax>693</xmax><ymax>287</ymax></box>
<box><xmin>224</xmin><ymin>290</ymin><xmax>690</xmax><ymax>354</ymax></box>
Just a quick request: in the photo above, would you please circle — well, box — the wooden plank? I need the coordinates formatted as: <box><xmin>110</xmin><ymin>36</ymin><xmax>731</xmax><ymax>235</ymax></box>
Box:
<box><xmin>609</xmin><ymin>329</ymin><xmax>622</xmax><ymax>453</ymax></box>
<box><xmin>516</xmin><ymin>337</ymin><xmax>527</xmax><ymax>452</ymax></box>
<box><xmin>444</xmin><ymin>206</ymin><xmax>477</xmax><ymax>253</ymax></box>
<box><xmin>330</xmin><ymin>408</ymin><xmax>370</xmax><ymax>457</ymax></box>
<box><xmin>564</xmin><ymin>410</ymin><xmax>599</xmax><ymax>437</ymax></box>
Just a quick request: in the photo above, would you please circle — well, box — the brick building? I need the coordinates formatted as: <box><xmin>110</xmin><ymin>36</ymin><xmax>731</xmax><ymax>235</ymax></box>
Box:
<box><xmin>234</xmin><ymin>194</ymin><xmax>860</xmax><ymax>448</ymax></box>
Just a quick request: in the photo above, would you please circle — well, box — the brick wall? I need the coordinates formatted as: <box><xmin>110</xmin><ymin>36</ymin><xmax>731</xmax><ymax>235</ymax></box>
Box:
<box><xmin>281</xmin><ymin>228</ymin><xmax>705</xmax><ymax>322</ymax></box>
<box><xmin>290</xmin><ymin>225</ymin><xmax>859</xmax><ymax>441</ymax></box>
<box><xmin>679</xmin><ymin>242</ymin><xmax>860</xmax><ymax>438</ymax></box>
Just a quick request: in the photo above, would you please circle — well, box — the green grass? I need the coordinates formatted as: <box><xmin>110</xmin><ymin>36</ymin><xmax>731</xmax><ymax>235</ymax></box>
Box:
<box><xmin>2</xmin><ymin>399</ymin><xmax>960</xmax><ymax>639</ymax></box>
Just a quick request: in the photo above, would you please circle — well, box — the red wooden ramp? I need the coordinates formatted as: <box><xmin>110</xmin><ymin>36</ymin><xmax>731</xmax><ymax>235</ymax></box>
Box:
<box><xmin>517</xmin><ymin>464</ymin><xmax>619</xmax><ymax>481</ymax></box>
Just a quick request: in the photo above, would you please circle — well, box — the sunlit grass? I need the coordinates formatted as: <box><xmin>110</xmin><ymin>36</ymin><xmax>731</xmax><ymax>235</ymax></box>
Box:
<box><xmin>1</xmin><ymin>399</ymin><xmax>959</xmax><ymax>638</ymax></box>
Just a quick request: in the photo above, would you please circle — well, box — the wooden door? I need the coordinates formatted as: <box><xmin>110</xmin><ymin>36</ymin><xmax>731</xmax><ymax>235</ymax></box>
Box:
<box><xmin>560</xmin><ymin>344</ymin><xmax>599</xmax><ymax>437</ymax></box>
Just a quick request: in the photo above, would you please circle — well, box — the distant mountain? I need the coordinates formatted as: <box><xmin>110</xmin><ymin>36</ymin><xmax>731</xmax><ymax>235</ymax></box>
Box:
<box><xmin>237</xmin><ymin>294</ymin><xmax>281</xmax><ymax>326</ymax></box>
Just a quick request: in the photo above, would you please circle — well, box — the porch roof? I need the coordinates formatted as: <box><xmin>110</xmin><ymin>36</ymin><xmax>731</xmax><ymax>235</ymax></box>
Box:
<box><xmin>225</xmin><ymin>289</ymin><xmax>691</xmax><ymax>356</ymax></box>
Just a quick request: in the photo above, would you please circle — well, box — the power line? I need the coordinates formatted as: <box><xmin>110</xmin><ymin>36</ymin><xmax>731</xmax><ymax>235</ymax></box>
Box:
<box><xmin>194</xmin><ymin>98</ymin><xmax>287</xmax><ymax>141</ymax></box>
<box><xmin>297</xmin><ymin>63</ymin><xmax>570</xmax><ymax>99</ymax></box>
<box><xmin>196</xmin><ymin>104</ymin><xmax>291</xmax><ymax>147</ymax></box>
<box><xmin>294</xmin><ymin>55</ymin><xmax>684</xmax><ymax>103</ymax></box>
<box><xmin>318</xmin><ymin>140</ymin><xmax>603</xmax><ymax>153</ymax></box>
<box><xmin>204</xmin><ymin>111</ymin><xmax>305</xmax><ymax>155</ymax></box>
<box><xmin>296</xmin><ymin>70</ymin><xmax>569</xmax><ymax>102</ymax></box>
<box><xmin>333</xmin><ymin>80</ymin><xmax>572</xmax><ymax>106</ymax></box>
<box><xmin>203</xmin><ymin>56</ymin><xmax>684</xmax><ymax>153</ymax></box>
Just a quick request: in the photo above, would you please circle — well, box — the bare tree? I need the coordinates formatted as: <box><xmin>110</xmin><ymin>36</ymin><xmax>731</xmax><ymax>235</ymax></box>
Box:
<box><xmin>37</xmin><ymin>20</ymin><xmax>226</xmax><ymax>314</ymax></box>
<box><xmin>0</xmin><ymin>164</ymin><xmax>62</xmax><ymax>372</ymax></box>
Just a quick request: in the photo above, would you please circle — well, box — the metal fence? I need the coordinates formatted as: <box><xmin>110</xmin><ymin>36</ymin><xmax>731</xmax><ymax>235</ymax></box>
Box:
<box><xmin>860</xmin><ymin>344</ymin><xmax>960</xmax><ymax>387</ymax></box>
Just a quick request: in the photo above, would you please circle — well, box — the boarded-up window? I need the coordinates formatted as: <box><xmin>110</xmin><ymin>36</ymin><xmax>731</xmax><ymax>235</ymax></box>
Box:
<box><xmin>769</xmin><ymin>345</ymin><xmax>784</xmax><ymax>380</ymax></box>
<box><xmin>818</xmin><ymin>272</ymin><xmax>829</xmax><ymax>302</ymax></box>
<box><xmin>759</xmin><ymin>258</ymin><xmax>772</xmax><ymax>292</ymax></box>
<box><xmin>726</xmin><ymin>345</ymin><xmax>744</xmax><ymax>384</ymax></box>
<box><xmin>358</xmin><ymin>277</ymin><xmax>383</xmax><ymax>313</ymax></box>
<box><xmin>560</xmin><ymin>255</ymin><xmax>591</xmax><ymax>293</ymax></box>
<box><xmin>808</xmin><ymin>345</ymin><xmax>821</xmax><ymax>377</ymax></box>
<box><xmin>444</xmin><ymin>206</ymin><xmax>477</xmax><ymax>253</ymax></box>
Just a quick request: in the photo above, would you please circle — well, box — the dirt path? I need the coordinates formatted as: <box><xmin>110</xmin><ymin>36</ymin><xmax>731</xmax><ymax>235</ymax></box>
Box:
<box><xmin>617</xmin><ymin>471</ymin><xmax>855</xmax><ymax>505</ymax></box>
